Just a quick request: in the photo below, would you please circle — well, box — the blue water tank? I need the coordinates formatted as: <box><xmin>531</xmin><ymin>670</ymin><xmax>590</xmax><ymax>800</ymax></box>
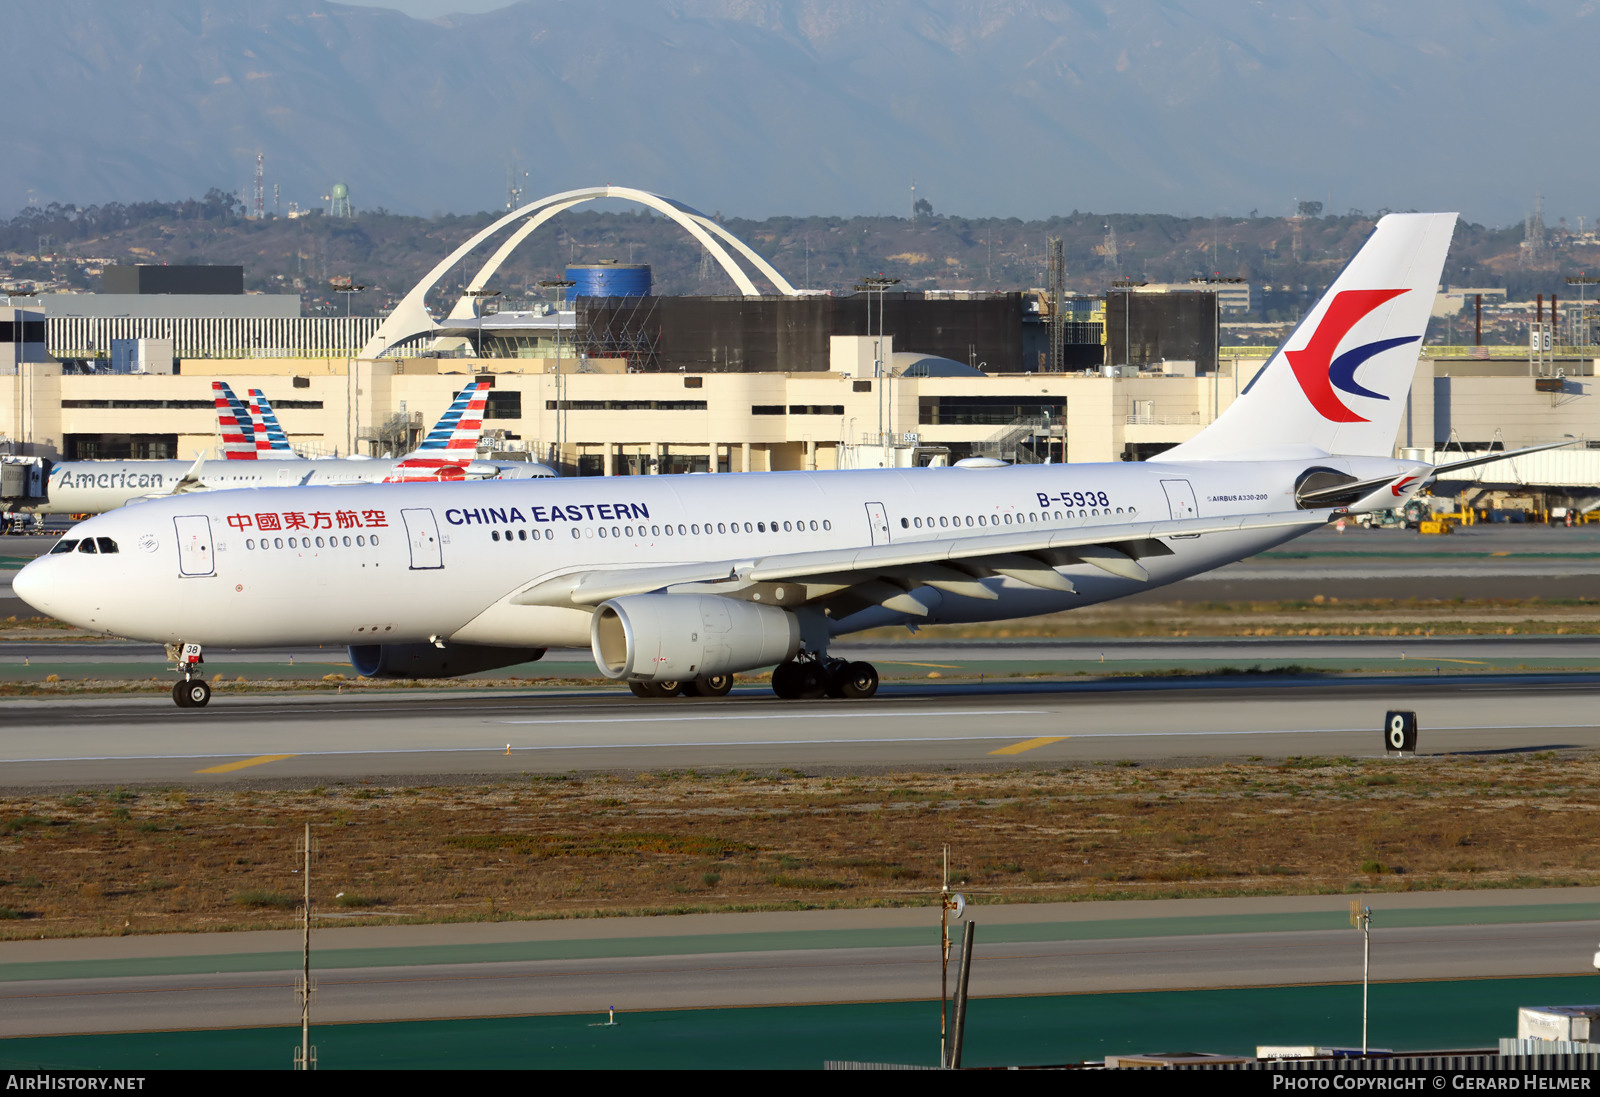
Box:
<box><xmin>565</xmin><ymin>262</ymin><xmax>651</xmax><ymax>299</ymax></box>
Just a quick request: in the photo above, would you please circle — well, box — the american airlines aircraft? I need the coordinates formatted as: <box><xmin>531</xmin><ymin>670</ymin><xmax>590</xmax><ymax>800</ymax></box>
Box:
<box><xmin>30</xmin><ymin>379</ymin><xmax>556</xmax><ymax>515</ymax></box>
<box><xmin>14</xmin><ymin>214</ymin><xmax>1557</xmax><ymax>708</ymax></box>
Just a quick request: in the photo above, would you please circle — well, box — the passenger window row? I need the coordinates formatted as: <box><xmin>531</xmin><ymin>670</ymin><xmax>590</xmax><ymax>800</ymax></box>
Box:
<box><xmin>578</xmin><ymin>519</ymin><xmax>834</xmax><ymax>540</ymax></box>
<box><xmin>245</xmin><ymin>534</ymin><xmax>378</xmax><ymax>551</ymax></box>
<box><xmin>486</xmin><ymin>519</ymin><xmax>838</xmax><ymax>543</ymax></box>
<box><xmin>901</xmin><ymin>506</ymin><xmax>1136</xmax><ymax>530</ymax></box>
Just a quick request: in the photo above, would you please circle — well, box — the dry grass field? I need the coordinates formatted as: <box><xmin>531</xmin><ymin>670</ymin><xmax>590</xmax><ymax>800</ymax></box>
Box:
<box><xmin>2</xmin><ymin>754</ymin><xmax>1597</xmax><ymax>940</ymax></box>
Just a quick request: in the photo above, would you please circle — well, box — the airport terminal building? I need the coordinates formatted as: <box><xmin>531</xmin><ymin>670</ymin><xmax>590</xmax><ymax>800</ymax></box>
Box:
<box><xmin>4</xmin><ymin>196</ymin><xmax>1598</xmax><ymax>500</ymax></box>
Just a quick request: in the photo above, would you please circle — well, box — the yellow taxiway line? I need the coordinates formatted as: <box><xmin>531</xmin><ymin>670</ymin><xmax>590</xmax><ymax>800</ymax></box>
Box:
<box><xmin>194</xmin><ymin>754</ymin><xmax>297</xmax><ymax>774</ymax></box>
<box><xmin>988</xmin><ymin>736</ymin><xmax>1067</xmax><ymax>756</ymax></box>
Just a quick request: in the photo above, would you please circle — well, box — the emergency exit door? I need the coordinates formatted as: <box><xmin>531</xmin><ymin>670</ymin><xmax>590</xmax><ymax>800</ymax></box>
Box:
<box><xmin>173</xmin><ymin>515</ymin><xmax>215</xmax><ymax>577</ymax></box>
<box><xmin>401</xmin><ymin>508</ymin><xmax>444</xmax><ymax>569</ymax></box>
<box><xmin>1161</xmin><ymin>480</ymin><xmax>1200</xmax><ymax>538</ymax></box>
<box><xmin>864</xmin><ymin>502</ymin><xmax>890</xmax><ymax>545</ymax></box>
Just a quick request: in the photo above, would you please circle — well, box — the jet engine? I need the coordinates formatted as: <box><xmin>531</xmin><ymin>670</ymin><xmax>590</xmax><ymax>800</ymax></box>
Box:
<box><xmin>348</xmin><ymin>641</ymin><xmax>546</xmax><ymax>679</ymax></box>
<box><xmin>591</xmin><ymin>594</ymin><xmax>800</xmax><ymax>683</ymax></box>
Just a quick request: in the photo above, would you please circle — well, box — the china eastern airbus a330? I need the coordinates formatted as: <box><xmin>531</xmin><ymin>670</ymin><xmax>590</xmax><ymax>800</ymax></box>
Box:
<box><xmin>13</xmin><ymin>213</ymin><xmax>1565</xmax><ymax>708</ymax></box>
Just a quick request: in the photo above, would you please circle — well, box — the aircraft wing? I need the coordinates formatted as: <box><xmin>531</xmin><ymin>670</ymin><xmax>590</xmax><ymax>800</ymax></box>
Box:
<box><xmin>511</xmin><ymin>507</ymin><xmax>1337</xmax><ymax>612</ymax></box>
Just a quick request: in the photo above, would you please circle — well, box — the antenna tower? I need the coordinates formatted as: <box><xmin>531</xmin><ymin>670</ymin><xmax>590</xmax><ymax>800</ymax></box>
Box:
<box><xmin>253</xmin><ymin>153</ymin><xmax>265</xmax><ymax>221</ymax></box>
<box><xmin>1047</xmin><ymin>236</ymin><xmax>1066</xmax><ymax>373</ymax></box>
<box><xmin>1522</xmin><ymin>193</ymin><xmax>1547</xmax><ymax>267</ymax></box>
<box><xmin>506</xmin><ymin>161</ymin><xmax>527</xmax><ymax>211</ymax></box>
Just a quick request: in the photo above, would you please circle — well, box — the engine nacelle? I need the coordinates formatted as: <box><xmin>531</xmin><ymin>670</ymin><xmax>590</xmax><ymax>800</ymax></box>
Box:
<box><xmin>348</xmin><ymin>641</ymin><xmax>546</xmax><ymax>679</ymax></box>
<box><xmin>590</xmin><ymin>594</ymin><xmax>800</xmax><ymax>682</ymax></box>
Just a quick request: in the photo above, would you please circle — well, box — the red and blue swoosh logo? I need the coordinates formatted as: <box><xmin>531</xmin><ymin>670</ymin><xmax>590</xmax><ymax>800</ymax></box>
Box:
<box><xmin>1285</xmin><ymin>289</ymin><xmax>1419</xmax><ymax>422</ymax></box>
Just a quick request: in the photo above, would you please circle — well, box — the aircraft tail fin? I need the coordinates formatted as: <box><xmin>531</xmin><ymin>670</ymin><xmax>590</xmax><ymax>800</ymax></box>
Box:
<box><xmin>395</xmin><ymin>379</ymin><xmax>491</xmax><ymax>467</ymax></box>
<box><xmin>246</xmin><ymin>388</ymin><xmax>298</xmax><ymax>459</ymax></box>
<box><xmin>212</xmin><ymin>382</ymin><xmax>258</xmax><ymax>461</ymax></box>
<box><xmin>1153</xmin><ymin>213</ymin><xmax>1457</xmax><ymax>463</ymax></box>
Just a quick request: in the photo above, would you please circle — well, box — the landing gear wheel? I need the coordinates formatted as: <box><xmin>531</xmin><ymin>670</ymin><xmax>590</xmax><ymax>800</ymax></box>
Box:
<box><xmin>839</xmin><ymin>661</ymin><xmax>879</xmax><ymax>699</ymax></box>
<box><xmin>174</xmin><ymin>679</ymin><xmax>211</xmax><ymax>708</ymax></box>
<box><xmin>628</xmin><ymin>681</ymin><xmax>653</xmax><ymax>698</ymax></box>
<box><xmin>694</xmin><ymin>674</ymin><xmax>734</xmax><ymax>698</ymax></box>
<box><xmin>771</xmin><ymin>662</ymin><xmax>803</xmax><ymax>700</ymax></box>
<box><xmin>795</xmin><ymin>663</ymin><xmax>828</xmax><ymax>700</ymax></box>
<box><xmin>824</xmin><ymin>662</ymin><xmax>847</xmax><ymax>699</ymax></box>
<box><xmin>629</xmin><ymin>681</ymin><xmax>677</xmax><ymax>698</ymax></box>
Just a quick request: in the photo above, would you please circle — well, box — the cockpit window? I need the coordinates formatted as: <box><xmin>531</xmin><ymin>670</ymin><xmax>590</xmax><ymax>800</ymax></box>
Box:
<box><xmin>77</xmin><ymin>539</ymin><xmax>98</xmax><ymax>554</ymax></box>
<box><xmin>96</xmin><ymin>537</ymin><xmax>119</xmax><ymax>554</ymax></box>
<box><xmin>49</xmin><ymin>539</ymin><xmax>78</xmax><ymax>555</ymax></box>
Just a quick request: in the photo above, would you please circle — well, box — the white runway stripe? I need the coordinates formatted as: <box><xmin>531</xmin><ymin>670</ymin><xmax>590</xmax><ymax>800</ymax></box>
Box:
<box><xmin>497</xmin><ymin>707</ymin><xmax>1038</xmax><ymax>725</ymax></box>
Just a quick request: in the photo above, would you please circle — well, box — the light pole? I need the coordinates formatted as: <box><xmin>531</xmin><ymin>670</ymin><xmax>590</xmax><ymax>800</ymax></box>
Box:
<box><xmin>463</xmin><ymin>288</ymin><xmax>501</xmax><ymax>361</ymax></box>
<box><xmin>937</xmin><ymin>845</ymin><xmax>966</xmax><ymax>1069</ymax></box>
<box><xmin>1567</xmin><ymin>275</ymin><xmax>1599</xmax><ymax>348</ymax></box>
<box><xmin>537</xmin><ymin>279</ymin><xmax>575</xmax><ymax>470</ymax></box>
<box><xmin>332</xmin><ymin>280</ymin><xmax>365</xmax><ymax>456</ymax></box>
<box><xmin>1351</xmin><ymin>902</ymin><xmax>1372</xmax><ymax>1054</ymax></box>
<box><xmin>855</xmin><ymin>276</ymin><xmax>899</xmax><ymax>447</ymax></box>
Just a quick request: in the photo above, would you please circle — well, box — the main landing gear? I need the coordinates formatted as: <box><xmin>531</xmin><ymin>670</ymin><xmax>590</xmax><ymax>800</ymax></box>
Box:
<box><xmin>622</xmin><ymin>658</ymin><xmax>880</xmax><ymax>701</ymax></box>
<box><xmin>166</xmin><ymin>642</ymin><xmax>211</xmax><ymax>708</ymax></box>
<box><xmin>771</xmin><ymin>656</ymin><xmax>879</xmax><ymax>700</ymax></box>
<box><xmin>627</xmin><ymin>674</ymin><xmax>735</xmax><ymax>699</ymax></box>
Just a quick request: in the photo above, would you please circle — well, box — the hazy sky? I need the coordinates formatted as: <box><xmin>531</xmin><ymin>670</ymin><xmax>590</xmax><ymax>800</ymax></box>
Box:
<box><xmin>340</xmin><ymin>0</ymin><xmax>515</xmax><ymax>16</ymax></box>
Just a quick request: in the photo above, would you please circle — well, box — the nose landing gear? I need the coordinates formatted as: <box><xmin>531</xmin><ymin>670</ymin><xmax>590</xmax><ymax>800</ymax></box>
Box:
<box><xmin>165</xmin><ymin>642</ymin><xmax>211</xmax><ymax>708</ymax></box>
<box><xmin>173</xmin><ymin>679</ymin><xmax>212</xmax><ymax>708</ymax></box>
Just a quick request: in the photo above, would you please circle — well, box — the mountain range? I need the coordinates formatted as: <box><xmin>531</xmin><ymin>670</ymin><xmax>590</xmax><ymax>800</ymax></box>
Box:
<box><xmin>3</xmin><ymin>0</ymin><xmax>1594</xmax><ymax>224</ymax></box>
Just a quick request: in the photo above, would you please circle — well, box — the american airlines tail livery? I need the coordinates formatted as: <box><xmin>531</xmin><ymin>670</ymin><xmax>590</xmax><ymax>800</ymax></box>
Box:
<box><xmin>31</xmin><ymin>379</ymin><xmax>556</xmax><ymax>515</ymax></box>
<box><xmin>245</xmin><ymin>388</ymin><xmax>298</xmax><ymax>459</ymax></box>
<box><xmin>15</xmin><ymin>215</ymin><xmax>1554</xmax><ymax>708</ymax></box>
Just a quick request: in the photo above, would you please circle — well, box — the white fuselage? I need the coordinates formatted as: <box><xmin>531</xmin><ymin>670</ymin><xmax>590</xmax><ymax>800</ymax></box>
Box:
<box><xmin>13</xmin><ymin>456</ymin><xmax>1419</xmax><ymax>649</ymax></box>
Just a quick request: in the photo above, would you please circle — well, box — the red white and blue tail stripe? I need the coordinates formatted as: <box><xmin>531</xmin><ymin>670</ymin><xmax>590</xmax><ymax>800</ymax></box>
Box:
<box><xmin>213</xmin><ymin>382</ymin><xmax>259</xmax><ymax>461</ymax></box>
<box><xmin>247</xmin><ymin>388</ymin><xmax>297</xmax><ymax>459</ymax></box>
<box><xmin>387</xmin><ymin>380</ymin><xmax>491</xmax><ymax>479</ymax></box>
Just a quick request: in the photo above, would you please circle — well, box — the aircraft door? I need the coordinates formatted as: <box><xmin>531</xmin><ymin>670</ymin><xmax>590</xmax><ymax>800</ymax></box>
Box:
<box><xmin>864</xmin><ymin>501</ymin><xmax>890</xmax><ymax>546</ymax></box>
<box><xmin>276</xmin><ymin>467</ymin><xmax>294</xmax><ymax>486</ymax></box>
<box><xmin>1161</xmin><ymin>480</ymin><xmax>1200</xmax><ymax>522</ymax></box>
<box><xmin>173</xmin><ymin>515</ymin><xmax>215</xmax><ymax>577</ymax></box>
<box><xmin>401</xmin><ymin>507</ymin><xmax>444</xmax><ymax>570</ymax></box>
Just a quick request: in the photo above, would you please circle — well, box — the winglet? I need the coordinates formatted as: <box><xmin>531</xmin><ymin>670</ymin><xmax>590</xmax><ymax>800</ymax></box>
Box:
<box><xmin>170</xmin><ymin>450</ymin><xmax>209</xmax><ymax>494</ymax></box>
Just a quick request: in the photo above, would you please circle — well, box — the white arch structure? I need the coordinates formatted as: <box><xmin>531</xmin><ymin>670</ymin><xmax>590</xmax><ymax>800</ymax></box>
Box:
<box><xmin>362</xmin><ymin>185</ymin><xmax>797</xmax><ymax>358</ymax></box>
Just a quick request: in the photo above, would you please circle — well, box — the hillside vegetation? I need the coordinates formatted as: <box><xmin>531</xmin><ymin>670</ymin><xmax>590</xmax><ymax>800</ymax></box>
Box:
<box><xmin>3</xmin><ymin>194</ymin><xmax>1593</xmax><ymax>325</ymax></box>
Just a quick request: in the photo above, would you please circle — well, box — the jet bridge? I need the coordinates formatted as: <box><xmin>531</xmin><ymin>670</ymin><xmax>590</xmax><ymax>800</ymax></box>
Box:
<box><xmin>0</xmin><ymin>457</ymin><xmax>49</xmax><ymax>506</ymax></box>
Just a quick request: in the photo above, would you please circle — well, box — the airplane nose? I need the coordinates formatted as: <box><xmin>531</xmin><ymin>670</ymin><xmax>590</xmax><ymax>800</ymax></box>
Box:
<box><xmin>10</xmin><ymin>557</ymin><xmax>49</xmax><ymax>615</ymax></box>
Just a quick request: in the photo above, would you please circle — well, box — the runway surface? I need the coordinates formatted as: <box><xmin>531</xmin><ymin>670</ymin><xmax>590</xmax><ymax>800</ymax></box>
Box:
<box><xmin>3</xmin><ymin>889</ymin><xmax>1594</xmax><ymax>1036</ymax></box>
<box><xmin>2</xmin><ymin>672</ymin><xmax>1600</xmax><ymax>786</ymax></box>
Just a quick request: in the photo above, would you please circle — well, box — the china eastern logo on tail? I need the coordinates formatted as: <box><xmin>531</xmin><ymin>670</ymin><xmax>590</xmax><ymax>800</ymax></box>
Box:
<box><xmin>1285</xmin><ymin>289</ymin><xmax>1419</xmax><ymax>423</ymax></box>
